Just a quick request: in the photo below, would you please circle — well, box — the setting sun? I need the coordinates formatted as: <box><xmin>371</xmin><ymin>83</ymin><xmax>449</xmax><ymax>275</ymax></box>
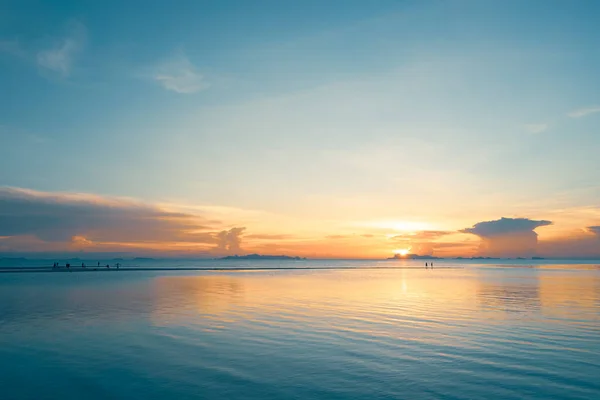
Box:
<box><xmin>394</xmin><ymin>248</ymin><xmax>410</xmax><ymax>256</ymax></box>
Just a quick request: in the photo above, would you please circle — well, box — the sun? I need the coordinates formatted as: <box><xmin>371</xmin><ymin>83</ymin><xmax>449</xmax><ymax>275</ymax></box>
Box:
<box><xmin>394</xmin><ymin>248</ymin><xmax>410</xmax><ymax>256</ymax></box>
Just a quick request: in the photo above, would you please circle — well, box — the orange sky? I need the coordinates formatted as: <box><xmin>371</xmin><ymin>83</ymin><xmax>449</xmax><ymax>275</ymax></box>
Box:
<box><xmin>1</xmin><ymin>187</ymin><xmax>599</xmax><ymax>258</ymax></box>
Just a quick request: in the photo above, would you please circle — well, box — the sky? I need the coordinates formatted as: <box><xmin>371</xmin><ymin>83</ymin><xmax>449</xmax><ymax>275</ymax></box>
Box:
<box><xmin>1</xmin><ymin>0</ymin><xmax>600</xmax><ymax>258</ymax></box>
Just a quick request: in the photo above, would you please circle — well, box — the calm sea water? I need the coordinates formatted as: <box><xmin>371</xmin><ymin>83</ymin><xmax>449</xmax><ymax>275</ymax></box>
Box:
<box><xmin>1</xmin><ymin>260</ymin><xmax>599</xmax><ymax>399</ymax></box>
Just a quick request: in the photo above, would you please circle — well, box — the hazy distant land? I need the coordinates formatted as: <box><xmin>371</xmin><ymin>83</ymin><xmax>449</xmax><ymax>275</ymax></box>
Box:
<box><xmin>219</xmin><ymin>254</ymin><xmax>306</xmax><ymax>260</ymax></box>
<box><xmin>387</xmin><ymin>254</ymin><xmax>545</xmax><ymax>260</ymax></box>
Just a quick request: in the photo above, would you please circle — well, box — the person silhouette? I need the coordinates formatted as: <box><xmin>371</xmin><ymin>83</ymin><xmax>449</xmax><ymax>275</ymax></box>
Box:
<box><xmin>425</xmin><ymin>262</ymin><xmax>428</xmax><ymax>268</ymax></box>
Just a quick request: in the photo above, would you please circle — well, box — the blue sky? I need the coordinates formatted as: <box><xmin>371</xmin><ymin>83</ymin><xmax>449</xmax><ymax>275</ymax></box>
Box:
<box><xmin>1</xmin><ymin>1</ymin><xmax>600</xmax><ymax>257</ymax></box>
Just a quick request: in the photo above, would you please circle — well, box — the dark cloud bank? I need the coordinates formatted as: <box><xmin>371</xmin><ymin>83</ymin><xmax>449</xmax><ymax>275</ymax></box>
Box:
<box><xmin>461</xmin><ymin>217</ymin><xmax>552</xmax><ymax>237</ymax></box>
<box><xmin>459</xmin><ymin>217</ymin><xmax>600</xmax><ymax>258</ymax></box>
<box><xmin>0</xmin><ymin>187</ymin><xmax>245</xmax><ymax>255</ymax></box>
<box><xmin>460</xmin><ymin>217</ymin><xmax>553</xmax><ymax>258</ymax></box>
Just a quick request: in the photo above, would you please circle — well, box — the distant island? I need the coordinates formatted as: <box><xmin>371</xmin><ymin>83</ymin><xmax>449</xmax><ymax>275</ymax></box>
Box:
<box><xmin>387</xmin><ymin>254</ymin><xmax>441</xmax><ymax>260</ymax></box>
<box><xmin>454</xmin><ymin>256</ymin><xmax>545</xmax><ymax>260</ymax></box>
<box><xmin>220</xmin><ymin>254</ymin><xmax>306</xmax><ymax>260</ymax></box>
<box><xmin>386</xmin><ymin>255</ymin><xmax>548</xmax><ymax>261</ymax></box>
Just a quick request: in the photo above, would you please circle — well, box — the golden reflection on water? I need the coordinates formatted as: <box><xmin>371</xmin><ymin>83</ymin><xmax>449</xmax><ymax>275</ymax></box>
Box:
<box><xmin>151</xmin><ymin>270</ymin><xmax>469</xmax><ymax>320</ymax></box>
<box><xmin>152</xmin><ymin>269</ymin><xmax>600</xmax><ymax>325</ymax></box>
<box><xmin>150</xmin><ymin>269</ymin><xmax>600</xmax><ymax>330</ymax></box>
<box><xmin>538</xmin><ymin>274</ymin><xmax>600</xmax><ymax>319</ymax></box>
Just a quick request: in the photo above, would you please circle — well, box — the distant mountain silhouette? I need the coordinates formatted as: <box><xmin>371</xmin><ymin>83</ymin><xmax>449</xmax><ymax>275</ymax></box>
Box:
<box><xmin>220</xmin><ymin>254</ymin><xmax>306</xmax><ymax>260</ymax></box>
<box><xmin>455</xmin><ymin>256</ymin><xmax>500</xmax><ymax>260</ymax></box>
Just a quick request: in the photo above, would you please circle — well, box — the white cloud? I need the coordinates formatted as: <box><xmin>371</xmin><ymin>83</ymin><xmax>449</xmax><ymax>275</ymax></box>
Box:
<box><xmin>36</xmin><ymin>21</ymin><xmax>86</xmax><ymax>77</ymax></box>
<box><xmin>524</xmin><ymin>123</ymin><xmax>548</xmax><ymax>134</ymax></box>
<box><xmin>152</xmin><ymin>53</ymin><xmax>208</xmax><ymax>94</ymax></box>
<box><xmin>567</xmin><ymin>106</ymin><xmax>600</xmax><ymax>118</ymax></box>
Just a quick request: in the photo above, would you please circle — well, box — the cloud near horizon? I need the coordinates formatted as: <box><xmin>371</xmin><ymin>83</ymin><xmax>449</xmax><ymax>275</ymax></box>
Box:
<box><xmin>536</xmin><ymin>226</ymin><xmax>600</xmax><ymax>258</ymax></box>
<box><xmin>461</xmin><ymin>217</ymin><xmax>552</xmax><ymax>257</ymax></box>
<box><xmin>0</xmin><ymin>187</ymin><xmax>247</xmax><ymax>255</ymax></box>
<box><xmin>1</xmin><ymin>187</ymin><xmax>598</xmax><ymax>258</ymax></box>
<box><xmin>391</xmin><ymin>230</ymin><xmax>453</xmax><ymax>240</ymax></box>
<box><xmin>215</xmin><ymin>227</ymin><xmax>246</xmax><ymax>253</ymax></box>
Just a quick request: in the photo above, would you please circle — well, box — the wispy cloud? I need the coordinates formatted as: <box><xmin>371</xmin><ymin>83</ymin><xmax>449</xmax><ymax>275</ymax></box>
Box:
<box><xmin>152</xmin><ymin>53</ymin><xmax>209</xmax><ymax>94</ymax></box>
<box><xmin>36</xmin><ymin>21</ymin><xmax>86</xmax><ymax>77</ymax></box>
<box><xmin>567</xmin><ymin>106</ymin><xmax>600</xmax><ymax>118</ymax></box>
<box><xmin>391</xmin><ymin>230</ymin><xmax>453</xmax><ymax>240</ymax></box>
<box><xmin>523</xmin><ymin>123</ymin><xmax>548</xmax><ymax>134</ymax></box>
<box><xmin>246</xmin><ymin>233</ymin><xmax>295</xmax><ymax>240</ymax></box>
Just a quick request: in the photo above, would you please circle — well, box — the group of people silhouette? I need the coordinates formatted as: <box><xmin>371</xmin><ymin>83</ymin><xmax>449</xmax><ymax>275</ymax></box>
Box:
<box><xmin>52</xmin><ymin>262</ymin><xmax>120</xmax><ymax>270</ymax></box>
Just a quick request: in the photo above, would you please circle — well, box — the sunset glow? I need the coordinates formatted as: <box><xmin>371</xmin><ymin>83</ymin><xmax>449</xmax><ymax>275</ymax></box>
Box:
<box><xmin>0</xmin><ymin>2</ymin><xmax>599</xmax><ymax>260</ymax></box>
<box><xmin>2</xmin><ymin>3</ymin><xmax>600</xmax><ymax>400</ymax></box>
<box><xmin>394</xmin><ymin>249</ymin><xmax>411</xmax><ymax>257</ymax></box>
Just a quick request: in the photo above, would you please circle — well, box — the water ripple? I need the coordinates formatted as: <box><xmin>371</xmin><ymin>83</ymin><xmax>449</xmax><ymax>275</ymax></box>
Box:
<box><xmin>1</xmin><ymin>267</ymin><xmax>599</xmax><ymax>399</ymax></box>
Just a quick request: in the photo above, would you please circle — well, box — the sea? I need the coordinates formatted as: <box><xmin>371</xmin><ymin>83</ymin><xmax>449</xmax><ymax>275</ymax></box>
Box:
<box><xmin>1</xmin><ymin>259</ymin><xmax>599</xmax><ymax>399</ymax></box>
